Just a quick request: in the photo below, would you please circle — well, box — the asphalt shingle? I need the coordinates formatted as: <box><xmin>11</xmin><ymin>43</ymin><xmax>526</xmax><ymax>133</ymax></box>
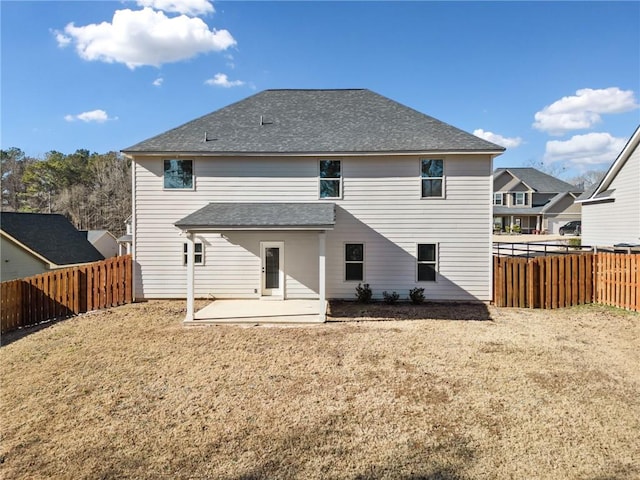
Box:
<box><xmin>123</xmin><ymin>89</ymin><xmax>504</xmax><ymax>154</ymax></box>
<box><xmin>175</xmin><ymin>203</ymin><xmax>336</xmax><ymax>229</ymax></box>
<box><xmin>1</xmin><ymin>212</ymin><xmax>105</xmax><ymax>265</ymax></box>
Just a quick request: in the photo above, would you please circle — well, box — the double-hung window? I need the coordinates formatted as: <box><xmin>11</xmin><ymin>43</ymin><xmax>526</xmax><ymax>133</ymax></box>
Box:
<box><xmin>345</xmin><ymin>243</ymin><xmax>364</xmax><ymax>281</ymax></box>
<box><xmin>493</xmin><ymin>193</ymin><xmax>504</xmax><ymax>205</ymax></box>
<box><xmin>164</xmin><ymin>159</ymin><xmax>193</xmax><ymax>189</ymax></box>
<box><xmin>421</xmin><ymin>159</ymin><xmax>444</xmax><ymax>198</ymax></box>
<box><xmin>417</xmin><ymin>243</ymin><xmax>437</xmax><ymax>282</ymax></box>
<box><xmin>319</xmin><ymin>160</ymin><xmax>341</xmax><ymax>198</ymax></box>
<box><xmin>514</xmin><ymin>192</ymin><xmax>527</xmax><ymax>206</ymax></box>
<box><xmin>183</xmin><ymin>242</ymin><xmax>204</xmax><ymax>265</ymax></box>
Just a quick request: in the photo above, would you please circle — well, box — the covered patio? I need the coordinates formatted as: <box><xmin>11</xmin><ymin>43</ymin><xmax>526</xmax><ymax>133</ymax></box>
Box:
<box><xmin>186</xmin><ymin>299</ymin><xmax>324</xmax><ymax>325</ymax></box>
<box><xmin>174</xmin><ymin>202</ymin><xmax>336</xmax><ymax>324</ymax></box>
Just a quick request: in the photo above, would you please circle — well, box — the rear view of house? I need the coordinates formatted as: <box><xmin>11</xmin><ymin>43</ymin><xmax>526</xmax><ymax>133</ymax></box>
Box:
<box><xmin>122</xmin><ymin>89</ymin><xmax>504</xmax><ymax>320</ymax></box>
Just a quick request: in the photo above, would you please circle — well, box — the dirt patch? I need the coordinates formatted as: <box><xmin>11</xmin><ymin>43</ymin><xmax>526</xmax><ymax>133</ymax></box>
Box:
<box><xmin>1</xmin><ymin>301</ymin><xmax>639</xmax><ymax>479</ymax></box>
<box><xmin>328</xmin><ymin>300</ymin><xmax>492</xmax><ymax>321</ymax></box>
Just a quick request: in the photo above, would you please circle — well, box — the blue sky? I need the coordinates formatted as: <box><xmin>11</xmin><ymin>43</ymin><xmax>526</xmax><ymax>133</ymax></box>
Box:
<box><xmin>2</xmin><ymin>0</ymin><xmax>639</xmax><ymax>179</ymax></box>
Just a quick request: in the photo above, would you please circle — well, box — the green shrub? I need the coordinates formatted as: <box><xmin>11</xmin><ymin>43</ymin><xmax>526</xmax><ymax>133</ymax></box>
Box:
<box><xmin>355</xmin><ymin>283</ymin><xmax>373</xmax><ymax>303</ymax></box>
<box><xmin>409</xmin><ymin>287</ymin><xmax>425</xmax><ymax>305</ymax></box>
<box><xmin>382</xmin><ymin>291</ymin><xmax>400</xmax><ymax>305</ymax></box>
<box><xmin>568</xmin><ymin>238</ymin><xmax>582</xmax><ymax>250</ymax></box>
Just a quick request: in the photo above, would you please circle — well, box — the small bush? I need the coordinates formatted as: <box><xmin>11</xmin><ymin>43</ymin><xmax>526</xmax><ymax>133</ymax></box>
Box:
<box><xmin>569</xmin><ymin>238</ymin><xmax>582</xmax><ymax>250</ymax></box>
<box><xmin>382</xmin><ymin>291</ymin><xmax>400</xmax><ymax>305</ymax></box>
<box><xmin>355</xmin><ymin>283</ymin><xmax>373</xmax><ymax>303</ymax></box>
<box><xmin>409</xmin><ymin>287</ymin><xmax>425</xmax><ymax>305</ymax></box>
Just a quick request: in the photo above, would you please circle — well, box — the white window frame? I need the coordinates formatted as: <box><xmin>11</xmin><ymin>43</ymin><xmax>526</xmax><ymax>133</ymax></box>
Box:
<box><xmin>514</xmin><ymin>192</ymin><xmax>526</xmax><ymax>206</ymax></box>
<box><xmin>344</xmin><ymin>242</ymin><xmax>365</xmax><ymax>282</ymax></box>
<box><xmin>420</xmin><ymin>158</ymin><xmax>445</xmax><ymax>199</ymax></box>
<box><xmin>493</xmin><ymin>193</ymin><xmax>504</xmax><ymax>206</ymax></box>
<box><xmin>183</xmin><ymin>242</ymin><xmax>204</xmax><ymax>266</ymax></box>
<box><xmin>319</xmin><ymin>159</ymin><xmax>342</xmax><ymax>199</ymax></box>
<box><xmin>164</xmin><ymin>159</ymin><xmax>195</xmax><ymax>190</ymax></box>
<box><xmin>416</xmin><ymin>243</ymin><xmax>438</xmax><ymax>282</ymax></box>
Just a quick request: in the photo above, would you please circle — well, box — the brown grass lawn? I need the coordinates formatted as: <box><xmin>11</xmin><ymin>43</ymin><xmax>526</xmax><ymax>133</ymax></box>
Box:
<box><xmin>1</xmin><ymin>301</ymin><xmax>639</xmax><ymax>480</ymax></box>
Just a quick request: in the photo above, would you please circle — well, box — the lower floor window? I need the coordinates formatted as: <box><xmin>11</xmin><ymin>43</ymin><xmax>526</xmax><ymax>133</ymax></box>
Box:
<box><xmin>183</xmin><ymin>242</ymin><xmax>204</xmax><ymax>265</ymax></box>
<box><xmin>417</xmin><ymin>243</ymin><xmax>437</xmax><ymax>281</ymax></box>
<box><xmin>345</xmin><ymin>243</ymin><xmax>364</xmax><ymax>281</ymax></box>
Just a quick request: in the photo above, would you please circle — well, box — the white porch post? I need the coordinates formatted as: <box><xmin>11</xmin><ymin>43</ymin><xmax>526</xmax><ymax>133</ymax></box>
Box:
<box><xmin>319</xmin><ymin>231</ymin><xmax>326</xmax><ymax>322</ymax></box>
<box><xmin>185</xmin><ymin>231</ymin><xmax>195</xmax><ymax>321</ymax></box>
<box><xmin>536</xmin><ymin>216</ymin><xmax>542</xmax><ymax>233</ymax></box>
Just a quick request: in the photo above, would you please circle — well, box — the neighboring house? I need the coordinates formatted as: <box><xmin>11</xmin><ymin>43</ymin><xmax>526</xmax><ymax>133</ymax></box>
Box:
<box><xmin>493</xmin><ymin>167</ymin><xmax>583</xmax><ymax>234</ymax></box>
<box><xmin>0</xmin><ymin>212</ymin><xmax>104</xmax><ymax>282</ymax></box>
<box><xmin>121</xmin><ymin>89</ymin><xmax>504</xmax><ymax>320</ymax></box>
<box><xmin>577</xmin><ymin>125</ymin><xmax>640</xmax><ymax>247</ymax></box>
<box><xmin>83</xmin><ymin>230</ymin><xmax>118</xmax><ymax>258</ymax></box>
<box><xmin>117</xmin><ymin>215</ymin><xmax>133</xmax><ymax>256</ymax></box>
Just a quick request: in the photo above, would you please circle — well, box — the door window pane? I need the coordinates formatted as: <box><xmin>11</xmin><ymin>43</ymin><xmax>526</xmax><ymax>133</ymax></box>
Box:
<box><xmin>265</xmin><ymin>247</ymin><xmax>279</xmax><ymax>289</ymax></box>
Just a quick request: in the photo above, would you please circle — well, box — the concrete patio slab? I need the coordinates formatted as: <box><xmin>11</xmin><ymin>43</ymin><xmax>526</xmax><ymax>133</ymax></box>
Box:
<box><xmin>186</xmin><ymin>299</ymin><xmax>325</xmax><ymax>325</ymax></box>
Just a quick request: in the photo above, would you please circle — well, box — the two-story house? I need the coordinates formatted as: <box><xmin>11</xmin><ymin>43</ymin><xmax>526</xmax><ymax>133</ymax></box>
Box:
<box><xmin>493</xmin><ymin>167</ymin><xmax>583</xmax><ymax>234</ymax></box>
<box><xmin>122</xmin><ymin>89</ymin><xmax>504</xmax><ymax>321</ymax></box>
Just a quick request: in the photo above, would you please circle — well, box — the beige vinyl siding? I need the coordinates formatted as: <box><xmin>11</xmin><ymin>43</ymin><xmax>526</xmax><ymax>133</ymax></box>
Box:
<box><xmin>582</xmin><ymin>146</ymin><xmax>640</xmax><ymax>246</ymax></box>
<box><xmin>1</xmin><ymin>236</ymin><xmax>48</xmax><ymax>281</ymax></box>
<box><xmin>133</xmin><ymin>154</ymin><xmax>493</xmax><ymax>301</ymax></box>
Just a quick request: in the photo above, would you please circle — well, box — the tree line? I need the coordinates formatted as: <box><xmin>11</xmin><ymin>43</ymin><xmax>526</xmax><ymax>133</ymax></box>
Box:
<box><xmin>1</xmin><ymin>148</ymin><xmax>131</xmax><ymax>237</ymax></box>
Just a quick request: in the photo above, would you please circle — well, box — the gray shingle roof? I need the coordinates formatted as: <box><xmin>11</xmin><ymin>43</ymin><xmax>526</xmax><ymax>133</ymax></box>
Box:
<box><xmin>123</xmin><ymin>89</ymin><xmax>504</xmax><ymax>154</ymax></box>
<box><xmin>494</xmin><ymin>167</ymin><xmax>582</xmax><ymax>194</ymax></box>
<box><xmin>1</xmin><ymin>212</ymin><xmax>105</xmax><ymax>265</ymax></box>
<box><xmin>175</xmin><ymin>203</ymin><xmax>336</xmax><ymax>230</ymax></box>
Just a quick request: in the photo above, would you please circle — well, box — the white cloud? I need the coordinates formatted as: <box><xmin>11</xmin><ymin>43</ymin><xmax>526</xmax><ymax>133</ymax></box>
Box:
<box><xmin>64</xmin><ymin>109</ymin><xmax>115</xmax><ymax>123</ymax></box>
<box><xmin>57</xmin><ymin>7</ymin><xmax>236</xmax><ymax>69</ymax></box>
<box><xmin>473</xmin><ymin>129</ymin><xmax>522</xmax><ymax>148</ymax></box>
<box><xmin>205</xmin><ymin>73</ymin><xmax>244</xmax><ymax>88</ymax></box>
<box><xmin>54</xmin><ymin>31</ymin><xmax>71</xmax><ymax>47</ymax></box>
<box><xmin>153</xmin><ymin>77</ymin><xmax>164</xmax><ymax>86</ymax></box>
<box><xmin>533</xmin><ymin>87</ymin><xmax>638</xmax><ymax>135</ymax></box>
<box><xmin>543</xmin><ymin>132</ymin><xmax>627</xmax><ymax>168</ymax></box>
<box><xmin>136</xmin><ymin>0</ymin><xmax>214</xmax><ymax>16</ymax></box>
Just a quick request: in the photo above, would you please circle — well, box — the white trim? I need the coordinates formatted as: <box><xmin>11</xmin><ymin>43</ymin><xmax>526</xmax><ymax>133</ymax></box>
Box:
<box><xmin>420</xmin><ymin>158</ymin><xmax>446</xmax><ymax>199</ymax></box>
<box><xmin>124</xmin><ymin>150</ymin><xmax>505</xmax><ymax>158</ymax></box>
<box><xmin>185</xmin><ymin>233</ymin><xmax>195</xmax><ymax>321</ymax></box>
<box><xmin>318</xmin><ymin>159</ymin><xmax>343</xmax><ymax>200</ymax></box>
<box><xmin>260</xmin><ymin>241</ymin><xmax>285</xmax><ymax>298</ymax></box>
<box><xmin>344</xmin><ymin>242</ymin><xmax>365</xmax><ymax>282</ymax></box>
<box><xmin>416</xmin><ymin>242</ymin><xmax>438</xmax><ymax>282</ymax></box>
<box><xmin>319</xmin><ymin>232</ymin><xmax>326</xmax><ymax>322</ymax></box>
<box><xmin>163</xmin><ymin>158</ymin><xmax>196</xmax><ymax>191</ymax></box>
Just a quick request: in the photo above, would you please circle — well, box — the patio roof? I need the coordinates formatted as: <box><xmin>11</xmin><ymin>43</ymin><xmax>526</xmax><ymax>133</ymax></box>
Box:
<box><xmin>175</xmin><ymin>202</ymin><xmax>336</xmax><ymax>231</ymax></box>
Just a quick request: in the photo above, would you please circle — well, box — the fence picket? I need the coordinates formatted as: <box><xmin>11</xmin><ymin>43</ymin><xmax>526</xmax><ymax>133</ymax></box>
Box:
<box><xmin>492</xmin><ymin>252</ymin><xmax>638</xmax><ymax>312</ymax></box>
<box><xmin>1</xmin><ymin>255</ymin><xmax>133</xmax><ymax>334</ymax></box>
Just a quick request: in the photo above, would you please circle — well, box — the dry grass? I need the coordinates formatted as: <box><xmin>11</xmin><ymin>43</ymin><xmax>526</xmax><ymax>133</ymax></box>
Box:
<box><xmin>1</xmin><ymin>301</ymin><xmax>639</xmax><ymax>480</ymax></box>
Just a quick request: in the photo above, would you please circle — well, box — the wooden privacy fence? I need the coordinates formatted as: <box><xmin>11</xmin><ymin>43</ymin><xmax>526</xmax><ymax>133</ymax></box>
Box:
<box><xmin>1</xmin><ymin>255</ymin><xmax>133</xmax><ymax>334</ymax></box>
<box><xmin>494</xmin><ymin>253</ymin><xmax>640</xmax><ymax>311</ymax></box>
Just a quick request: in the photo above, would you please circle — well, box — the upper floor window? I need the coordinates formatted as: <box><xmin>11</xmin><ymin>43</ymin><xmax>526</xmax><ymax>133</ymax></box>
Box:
<box><xmin>421</xmin><ymin>159</ymin><xmax>444</xmax><ymax>198</ymax></box>
<box><xmin>493</xmin><ymin>193</ymin><xmax>504</xmax><ymax>206</ymax></box>
<box><xmin>183</xmin><ymin>242</ymin><xmax>204</xmax><ymax>265</ymax></box>
<box><xmin>514</xmin><ymin>192</ymin><xmax>527</xmax><ymax>206</ymax></box>
<box><xmin>319</xmin><ymin>160</ymin><xmax>341</xmax><ymax>198</ymax></box>
<box><xmin>164</xmin><ymin>159</ymin><xmax>193</xmax><ymax>189</ymax></box>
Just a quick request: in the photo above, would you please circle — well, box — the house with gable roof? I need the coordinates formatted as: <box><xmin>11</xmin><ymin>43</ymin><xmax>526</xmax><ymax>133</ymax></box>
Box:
<box><xmin>121</xmin><ymin>89</ymin><xmax>505</xmax><ymax>321</ymax></box>
<box><xmin>577</xmin><ymin>125</ymin><xmax>640</xmax><ymax>248</ymax></box>
<box><xmin>1</xmin><ymin>212</ymin><xmax>104</xmax><ymax>282</ymax></box>
<box><xmin>492</xmin><ymin>167</ymin><xmax>583</xmax><ymax>234</ymax></box>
